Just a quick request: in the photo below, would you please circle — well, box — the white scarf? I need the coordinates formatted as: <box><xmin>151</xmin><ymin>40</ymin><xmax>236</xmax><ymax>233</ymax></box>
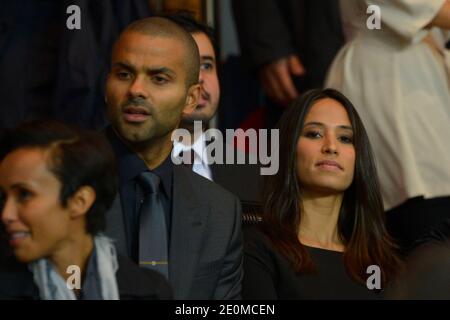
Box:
<box><xmin>30</xmin><ymin>235</ymin><xmax>120</xmax><ymax>300</ymax></box>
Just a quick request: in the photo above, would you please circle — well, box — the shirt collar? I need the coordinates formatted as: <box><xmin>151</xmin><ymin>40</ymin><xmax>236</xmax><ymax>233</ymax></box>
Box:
<box><xmin>173</xmin><ymin>132</ymin><xmax>208</xmax><ymax>164</ymax></box>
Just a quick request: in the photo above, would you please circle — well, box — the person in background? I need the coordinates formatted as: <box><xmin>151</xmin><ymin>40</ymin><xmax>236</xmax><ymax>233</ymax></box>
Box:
<box><xmin>232</xmin><ymin>0</ymin><xmax>344</xmax><ymax>128</ymax></box>
<box><xmin>0</xmin><ymin>120</ymin><xmax>172</xmax><ymax>300</ymax></box>
<box><xmin>0</xmin><ymin>0</ymin><xmax>153</xmax><ymax>130</ymax></box>
<box><xmin>243</xmin><ymin>89</ymin><xmax>402</xmax><ymax>299</ymax></box>
<box><xmin>326</xmin><ymin>0</ymin><xmax>450</xmax><ymax>254</ymax></box>
<box><xmin>167</xmin><ymin>12</ymin><xmax>262</xmax><ymax>205</ymax></box>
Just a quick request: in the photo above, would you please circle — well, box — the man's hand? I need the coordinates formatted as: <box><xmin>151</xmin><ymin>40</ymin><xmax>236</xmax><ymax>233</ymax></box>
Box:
<box><xmin>258</xmin><ymin>54</ymin><xmax>306</xmax><ymax>107</ymax></box>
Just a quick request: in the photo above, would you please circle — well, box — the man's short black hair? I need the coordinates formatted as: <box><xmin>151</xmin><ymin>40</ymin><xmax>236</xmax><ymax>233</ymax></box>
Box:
<box><xmin>162</xmin><ymin>11</ymin><xmax>218</xmax><ymax>56</ymax></box>
<box><xmin>0</xmin><ymin>120</ymin><xmax>118</xmax><ymax>235</ymax></box>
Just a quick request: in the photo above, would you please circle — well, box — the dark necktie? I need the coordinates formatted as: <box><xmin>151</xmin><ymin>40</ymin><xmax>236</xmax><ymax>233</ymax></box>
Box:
<box><xmin>137</xmin><ymin>171</ymin><xmax>169</xmax><ymax>279</ymax></box>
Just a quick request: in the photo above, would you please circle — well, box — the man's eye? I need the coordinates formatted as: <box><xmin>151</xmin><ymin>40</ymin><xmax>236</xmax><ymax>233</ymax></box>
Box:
<box><xmin>0</xmin><ymin>192</ymin><xmax>5</xmax><ymax>210</ymax></box>
<box><xmin>117</xmin><ymin>72</ymin><xmax>131</xmax><ymax>80</ymax></box>
<box><xmin>304</xmin><ymin>131</ymin><xmax>322</xmax><ymax>139</ymax></box>
<box><xmin>17</xmin><ymin>189</ymin><xmax>32</xmax><ymax>202</ymax></box>
<box><xmin>152</xmin><ymin>76</ymin><xmax>169</xmax><ymax>85</ymax></box>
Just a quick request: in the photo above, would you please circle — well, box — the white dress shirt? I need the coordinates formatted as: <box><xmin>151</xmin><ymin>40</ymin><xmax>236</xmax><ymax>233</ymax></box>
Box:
<box><xmin>173</xmin><ymin>132</ymin><xmax>213</xmax><ymax>181</ymax></box>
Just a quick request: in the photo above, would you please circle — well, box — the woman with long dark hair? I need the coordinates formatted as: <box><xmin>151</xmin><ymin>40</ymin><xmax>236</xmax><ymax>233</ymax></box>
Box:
<box><xmin>243</xmin><ymin>89</ymin><xmax>402</xmax><ymax>299</ymax></box>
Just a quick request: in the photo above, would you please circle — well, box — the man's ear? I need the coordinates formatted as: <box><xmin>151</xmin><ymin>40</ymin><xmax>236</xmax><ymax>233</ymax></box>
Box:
<box><xmin>182</xmin><ymin>84</ymin><xmax>200</xmax><ymax>117</ymax></box>
<box><xmin>67</xmin><ymin>186</ymin><xmax>96</xmax><ymax>219</ymax></box>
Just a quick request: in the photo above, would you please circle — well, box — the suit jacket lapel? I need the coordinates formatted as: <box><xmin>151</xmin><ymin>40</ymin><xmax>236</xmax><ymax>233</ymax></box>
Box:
<box><xmin>104</xmin><ymin>194</ymin><xmax>129</xmax><ymax>257</ymax></box>
<box><xmin>210</xmin><ymin>162</ymin><xmax>218</xmax><ymax>181</ymax></box>
<box><xmin>169</xmin><ymin>165</ymin><xmax>209</xmax><ymax>299</ymax></box>
<box><xmin>208</xmin><ymin>139</ymin><xmax>227</xmax><ymax>182</ymax></box>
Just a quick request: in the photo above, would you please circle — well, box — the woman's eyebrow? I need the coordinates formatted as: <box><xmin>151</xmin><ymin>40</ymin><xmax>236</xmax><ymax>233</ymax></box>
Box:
<box><xmin>303</xmin><ymin>122</ymin><xmax>353</xmax><ymax>131</ymax></box>
<box><xmin>338</xmin><ymin>125</ymin><xmax>353</xmax><ymax>131</ymax></box>
<box><xmin>303</xmin><ymin>121</ymin><xmax>324</xmax><ymax>127</ymax></box>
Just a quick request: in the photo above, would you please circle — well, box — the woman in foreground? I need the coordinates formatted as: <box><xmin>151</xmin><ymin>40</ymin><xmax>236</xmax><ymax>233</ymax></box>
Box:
<box><xmin>0</xmin><ymin>121</ymin><xmax>171</xmax><ymax>300</ymax></box>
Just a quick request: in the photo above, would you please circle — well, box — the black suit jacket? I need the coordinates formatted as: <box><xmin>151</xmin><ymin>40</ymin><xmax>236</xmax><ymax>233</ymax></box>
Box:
<box><xmin>210</xmin><ymin>143</ymin><xmax>262</xmax><ymax>205</ymax></box>
<box><xmin>105</xmin><ymin>163</ymin><xmax>243</xmax><ymax>300</ymax></box>
<box><xmin>0</xmin><ymin>254</ymin><xmax>172</xmax><ymax>300</ymax></box>
<box><xmin>232</xmin><ymin>0</ymin><xmax>344</xmax><ymax>89</ymax></box>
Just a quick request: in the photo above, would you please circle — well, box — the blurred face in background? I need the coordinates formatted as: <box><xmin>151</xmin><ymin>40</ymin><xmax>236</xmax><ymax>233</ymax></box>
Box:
<box><xmin>182</xmin><ymin>31</ymin><xmax>220</xmax><ymax>125</ymax></box>
<box><xmin>296</xmin><ymin>98</ymin><xmax>356</xmax><ymax>195</ymax></box>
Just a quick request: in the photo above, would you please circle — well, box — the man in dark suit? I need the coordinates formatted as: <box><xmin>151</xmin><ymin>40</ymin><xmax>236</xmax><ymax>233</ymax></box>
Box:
<box><xmin>168</xmin><ymin>13</ymin><xmax>262</xmax><ymax>206</ymax></box>
<box><xmin>103</xmin><ymin>17</ymin><xmax>242</xmax><ymax>299</ymax></box>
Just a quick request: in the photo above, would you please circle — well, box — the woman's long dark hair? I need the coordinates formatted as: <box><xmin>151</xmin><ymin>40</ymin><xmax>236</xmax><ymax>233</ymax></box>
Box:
<box><xmin>261</xmin><ymin>88</ymin><xmax>402</xmax><ymax>286</ymax></box>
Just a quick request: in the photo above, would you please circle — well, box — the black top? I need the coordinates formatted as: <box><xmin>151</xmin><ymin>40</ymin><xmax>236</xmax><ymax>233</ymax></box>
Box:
<box><xmin>414</xmin><ymin>218</ymin><xmax>450</xmax><ymax>249</ymax></box>
<box><xmin>243</xmin><ymin>227</ymin><xmax>380</xmax><ymax>300</ymax></box>
<box><xmin>106</xmin><ymin>127</ymin><xmax>173</xmax><ymax>262</ymax></box>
